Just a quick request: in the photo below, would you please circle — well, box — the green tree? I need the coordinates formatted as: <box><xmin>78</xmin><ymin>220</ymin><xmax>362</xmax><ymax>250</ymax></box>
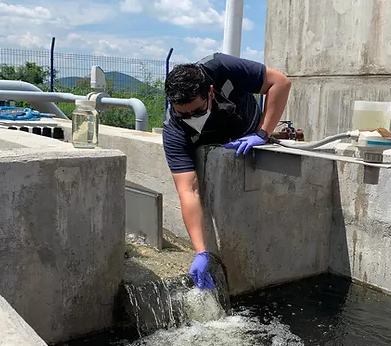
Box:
<box><xmin>0</xmin><ymin>61</ymin><xmax>165</xmax><ymax>130</ymax></box>
<box><xmin>0</xmin><ymin>62</ymin><xmax>56</xmax><ymax>86</ymax></box>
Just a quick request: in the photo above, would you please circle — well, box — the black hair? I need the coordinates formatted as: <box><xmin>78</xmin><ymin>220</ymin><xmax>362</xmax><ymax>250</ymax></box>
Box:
<box><xmin>165</xmin><ymin>64</ymin><xmax>210</xmax><ymax>105</ymax></box>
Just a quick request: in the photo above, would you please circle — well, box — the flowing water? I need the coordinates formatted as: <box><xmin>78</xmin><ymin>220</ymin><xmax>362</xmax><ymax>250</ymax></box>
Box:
<box><xmin>60</xmin><ymin>274</ymin><xmax>391</xmax><ymax>346</ymax></box>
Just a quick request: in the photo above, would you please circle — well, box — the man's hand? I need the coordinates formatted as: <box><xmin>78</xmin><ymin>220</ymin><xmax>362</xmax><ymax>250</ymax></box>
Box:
<box><xmin>189</xmin><ymin>251</ymin><xmax>215</xmax><ymax>289</ymax></box>
<box><xmin>223</xmin><ymin>133</ymin><xmax>267</xmax><ymax>157</ymax></box>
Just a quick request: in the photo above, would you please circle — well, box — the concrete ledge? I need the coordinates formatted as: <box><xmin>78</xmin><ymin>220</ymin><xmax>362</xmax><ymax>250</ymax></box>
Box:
<box><xmin>0</xmin><ymin>127</ymin><xmax>71</xmax><ymax>150</ymax></box>
<box><xmin>0</xmin><ymin>295</ymin><xmax>47</xmax><ymax>346</ymax></box>
<box><xmin>0</xmin><ymin>147</ymin><xmax>126</xmax><ymax>344</ymax></box>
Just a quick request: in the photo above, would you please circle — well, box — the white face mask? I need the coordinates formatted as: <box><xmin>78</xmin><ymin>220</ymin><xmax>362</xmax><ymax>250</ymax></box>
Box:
<box><xmin>182</xmin><ymin>109</ymin><xmax>211</xmax><ymax>134</ymax></box>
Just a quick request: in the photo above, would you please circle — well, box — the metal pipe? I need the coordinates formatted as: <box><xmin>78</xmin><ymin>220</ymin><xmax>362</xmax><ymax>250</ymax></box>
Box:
<box><xmin>0</xmin><ymin>84</ymin><xmax>149</xmax><ymax>131</ymax></box>
<box><xmin>255</xmin><ymin>144</ymin><xmax>391</xmax><ymax>169</ymax></box>
<box><xmin>0</xmin><ymin>90</ymin><xmax>85</xmax><ymax>103</ymax></box>
<box><xmin>222</xmin><ymin>0</ymin><xmax>244</xmax><ymax>57</ymax></box>
<box><xmin>99</xmin><ymin>97</ymin><xmax>148</xmax><ymax>131</ymax></box>
<box><xmin>0</xmin><ymin>80</ymin><xmax>68</xmax><ymax>119</ymax></box>
<box><xmin>50</xmin><ymin>37</ymin><xmax>56</xmax><ymax>92</ymax></box>
<box><xmin>164</xmin><ymin>47</ymin><xmax>174</xmax><ymax>118</ymax></box>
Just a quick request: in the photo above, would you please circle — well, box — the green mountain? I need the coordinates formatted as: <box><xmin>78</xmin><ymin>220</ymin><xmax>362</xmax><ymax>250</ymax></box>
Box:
<box><xmin>57</xmin><ymin>71</ymin><xmax>145</xmax><ymax>92</ymax></box>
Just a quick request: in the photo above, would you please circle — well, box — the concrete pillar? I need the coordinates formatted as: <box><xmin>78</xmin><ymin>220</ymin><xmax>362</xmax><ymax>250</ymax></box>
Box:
<box><xmin>265</xmin><ymin>0</ymin><xmax>391</xmax><ymax>141</ymax></box>
<box><xmin>0</xmin><ymin>146</ymin><xmax>126</xmax><ymax>344</ymax></box>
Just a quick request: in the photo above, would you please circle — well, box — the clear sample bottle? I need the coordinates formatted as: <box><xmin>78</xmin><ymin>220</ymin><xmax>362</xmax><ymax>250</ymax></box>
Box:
<box><xmin>72</xmin><ymin>99</ymin><xmax>99</xmax><ymax>148</ymax></box>
<box><xmin>353</xmin><ymin>101</ymin><xmax>391</xmax><ymax>131</ymax></box>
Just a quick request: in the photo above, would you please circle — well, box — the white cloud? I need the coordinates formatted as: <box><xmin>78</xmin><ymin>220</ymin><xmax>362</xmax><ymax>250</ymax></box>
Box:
<box><xmin>5</xmin><ymin>32</ymin><xmax>45</xmax><ymax>49</ymax></box>
<box><xmin>241</xmin><ymin>47</ymin><xmax>264</xmax><ymax>62</ymax></box>
<box><xmin>120</xmin><ymin>0</ymin><xmax>254</xmax><ymax>31</ymax></box>
<box><xmin>182</xmin><ymin>37</ymin><xmax>264</xmax><ymax>63</ymax></box>
<box><xmin>242</xmin><ymin>18</ymin><xmax>254</xmax><ymax>31</ymax></box>
<box><xmin>0</xmin><ymin>2</ymin><xmax>51</xmax><ymax>19</ymax></box>
<box><xmin>184</xmin><ymin>36</ymin><xmax>222</xmax><ymax>59</ymax></box>
<box><xmin>120</xmin><ymin>0</ymin><xmax>143</xmax><ymax>13</ymax></box>
<box><xmin>58</xmin><ymin>31</ymin><xmax>169</xmax><ymax>60</ymax></box>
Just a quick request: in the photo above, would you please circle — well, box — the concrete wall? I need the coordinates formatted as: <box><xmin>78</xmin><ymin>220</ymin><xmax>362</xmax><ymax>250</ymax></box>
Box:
<box><xmin>265</xmin><ymin>0</ymin><xmax>391</xmax><ymax>141</ymax></box>
<box><xmin>0</xmin><ymin>295</ymin><xmax>47</xmax><ymax>346</ymax></box>
<box><xmin>58</xmin><ymin>120</ymin><xmax>187</xmax><ymax>239</ymax></box>
<box><xmin>195</xmin><ymin>142</ymin><xmax>391</xmax><ymax>296</ymax></box>
<box><xmin>0</xmin><ymin>129</ymin><xmax>126</xmax><ymax>344</ymax></box>
<box><xmin>284</xmin><ymin>77</ymin><xmax>391</xmax><ymax>140</ymax></box>
<box><xmin>329</xmin><ymin>147</ymin><xmax>391</xmax><ymax>293</ymax></box>
<box><xmin>196</xmin><ymin>146</ymin><xmax>334</xmax><ymax>295</ymax></box>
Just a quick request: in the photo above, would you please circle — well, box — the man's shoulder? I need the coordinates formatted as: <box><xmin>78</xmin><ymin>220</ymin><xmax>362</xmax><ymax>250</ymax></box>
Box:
<box><xmin>196</xmin><ymin>52</ymin><xmax>229</xmax><ymax>72</ymax></box>
<box><xmin>196</xmin><ymin>52</ymin><xmax>234</xmax><ymax>65</ymax></box>
<box><xmin>197</xmin><ymin>52</ymin><xmax>259</xmax><ymax>68</ymax></box>
<box><xmin>197</xmin><ymin>52</ymin><xmax>265</xmax><ymax>81</ymax></box>
<box><xmin>163</xmin><ymin>112</ymin><xmax>188</xmax><ymax>145</ymax></box>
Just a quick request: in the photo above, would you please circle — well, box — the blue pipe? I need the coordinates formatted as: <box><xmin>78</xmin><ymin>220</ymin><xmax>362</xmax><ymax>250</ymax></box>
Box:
<box><xmin>50</xmin><ymin>37</ymin><xmax>55</xmax><ymax>92</ymax></box>
<box><xmin>164</xmin><ymin>48</ymin><xmax>174</xmax><ymax>120</ymax></box>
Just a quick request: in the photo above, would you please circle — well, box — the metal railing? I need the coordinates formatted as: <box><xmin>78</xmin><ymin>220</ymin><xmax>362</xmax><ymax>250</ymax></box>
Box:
<box><xmin>0</xmin><ymin>46</ymin><xmax>180</xmax><ymax>130</ymax></box>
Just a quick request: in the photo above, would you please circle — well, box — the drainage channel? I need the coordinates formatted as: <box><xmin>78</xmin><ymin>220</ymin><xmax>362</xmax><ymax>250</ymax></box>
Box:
<box><xmin>58</xmin><ymin>271</ymin><xmax>391</xmax><ymax>346</ymax></box>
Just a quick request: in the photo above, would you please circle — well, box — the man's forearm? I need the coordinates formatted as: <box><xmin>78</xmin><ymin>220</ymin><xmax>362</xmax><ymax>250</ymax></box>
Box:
<box><xmin>179</xmin><ymin>190</ymin><xmax>206</xmax><ymax>253</ymax></box>
<box><xmin>259</xmin><ymin>80</ymin><xmax>291</xmax><ymax>135</ymax></box>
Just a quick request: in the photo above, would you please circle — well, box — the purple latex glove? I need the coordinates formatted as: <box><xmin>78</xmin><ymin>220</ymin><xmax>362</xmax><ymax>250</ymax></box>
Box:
<box><xmin>223</xmin><ymin>133</ymin><xmax>267</xmax><ymax>157</ymax></box>
<box><xmin>189</xmin><ymin>251</ymin><xmax>215</xmax><ymax>290</ymax></box>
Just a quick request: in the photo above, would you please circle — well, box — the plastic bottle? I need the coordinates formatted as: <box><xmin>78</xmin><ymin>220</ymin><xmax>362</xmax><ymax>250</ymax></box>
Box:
<box><xmin>72</xmin><ymin>99</ymin><xmax>99</xmax><ymax>148</ymax></box>
<box><xmin>353</xmin><ymin>101</ymin><xmax>391</xmax><ymax>131</ymax></box>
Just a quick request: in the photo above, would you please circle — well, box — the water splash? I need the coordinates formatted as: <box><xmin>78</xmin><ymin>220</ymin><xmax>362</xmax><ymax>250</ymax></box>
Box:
<box><xmin>121</xmin><ymin>261</ymin><xmax>230</xmax><ymax>338</ymax></box>
<box><xmin>182</xmin><ymin>288</ymin><xmax>226</xmax><ymax>323</ymax></box>
<box><xmin>129</xmin><ymin>313</ymin><xmax>303</xmax><ymax>346</ymax></box>
<box><xmin>127</xmin><ymin>286</ymin><xmax>303</xmax><ymax>346</ymax></box>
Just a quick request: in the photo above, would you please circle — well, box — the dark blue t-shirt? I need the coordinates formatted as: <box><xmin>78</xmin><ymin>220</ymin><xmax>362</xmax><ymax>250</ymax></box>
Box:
<box><xmin>163</xmin><ymin>52</ymin><xmax>266</xmax><ymax>174</ymax></box>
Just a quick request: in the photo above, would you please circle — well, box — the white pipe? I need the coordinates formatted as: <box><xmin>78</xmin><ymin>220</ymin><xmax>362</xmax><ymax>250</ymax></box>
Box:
<box><xmin>0</xmin><ymin>80</ymin><xmax>69</xmax><ymax>119</ymax></box>
<box><xmin>255</xmin><ymin>145</ymin><xmax>391</xmax><ymax>169</ymax></box>
<box><xmin>100</xmin><ymin>97</ymin><xmax>148</xmax><ymax>132</ymax></box>
<box><xmin>222</xmin><ymin>0</ymin><xmax>244</xmax><ymax>57</ymax></box>
<box><xmin>0</xmin><ymin>90</ymin><xmax>85</xmax><ymax>103</ymax></box>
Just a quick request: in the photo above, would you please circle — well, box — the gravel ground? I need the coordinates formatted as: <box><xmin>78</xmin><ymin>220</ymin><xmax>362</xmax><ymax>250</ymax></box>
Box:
<box><xmin>123</xmin><ymin>231</ymin><xmax>195</xmax><ymax>285</ymax></box>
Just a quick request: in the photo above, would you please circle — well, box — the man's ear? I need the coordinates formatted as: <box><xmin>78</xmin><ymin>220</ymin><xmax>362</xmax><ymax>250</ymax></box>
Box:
<box><xmin>209</xmin><ymin>85</ymin><xmax>214</xmax><ymax>99</ymax></box>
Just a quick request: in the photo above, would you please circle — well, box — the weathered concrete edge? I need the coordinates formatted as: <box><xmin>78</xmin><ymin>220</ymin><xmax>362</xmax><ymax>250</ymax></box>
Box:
<box><xmin>0</xmin><ymin>147</ymin><xmax>127</xmax><ymax>162</ymax></box>
<box><xmin>0</xmin><ymin>295</ymin><xmax>47</xmax><ymax>346</ymax></box>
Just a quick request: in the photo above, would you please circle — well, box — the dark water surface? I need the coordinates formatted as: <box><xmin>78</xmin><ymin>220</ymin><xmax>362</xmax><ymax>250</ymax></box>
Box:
<box><xmin>231</xmin><ymin>273</ymin><xmax>391</xmax><ymax>345</ymax></box>
<box><xmin>59</xmin><ymin>274</ymin><xmax>391</xmax><ymax>346</ymax></box>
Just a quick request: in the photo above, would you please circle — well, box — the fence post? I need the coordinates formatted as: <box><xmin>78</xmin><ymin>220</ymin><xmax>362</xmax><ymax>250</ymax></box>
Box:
<box><xmin>164</xmin><ymin>48</ymin><xmax>174</xmax><ymax>121</ymax></box>
<box><xmin>50</xmin><ymin>37</ymin><xmax>56</xmax><ymax>92</ymax></box>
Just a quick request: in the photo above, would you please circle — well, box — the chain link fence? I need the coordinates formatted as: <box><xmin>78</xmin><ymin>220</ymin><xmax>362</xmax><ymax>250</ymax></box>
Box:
<box><xmin>0</xmin><ymin>48</ymin><xmax>180</xmax><ymax>130</ymax></box>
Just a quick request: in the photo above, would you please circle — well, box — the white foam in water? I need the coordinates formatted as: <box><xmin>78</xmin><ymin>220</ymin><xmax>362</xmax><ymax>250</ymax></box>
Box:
<box><xmin>182</xmin><ymin>288</ymin><xmax>226</xmax><ymax>323</ymax></box>
<box><xmin>130</xmin><ymin>288</ymin><xmax>304</xmax><ymax>346</ymax></box>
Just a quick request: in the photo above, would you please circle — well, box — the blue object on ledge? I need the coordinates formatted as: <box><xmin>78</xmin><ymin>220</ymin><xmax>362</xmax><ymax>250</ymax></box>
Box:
<box><xmin>0</xmin><ymin>107</ymin><xmax>53</xmax><ymax>121</ymax></box>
